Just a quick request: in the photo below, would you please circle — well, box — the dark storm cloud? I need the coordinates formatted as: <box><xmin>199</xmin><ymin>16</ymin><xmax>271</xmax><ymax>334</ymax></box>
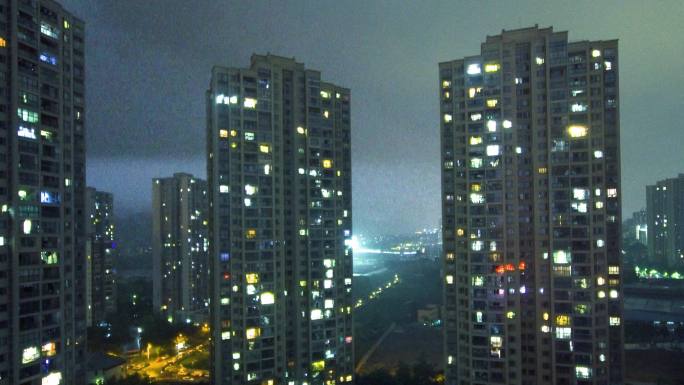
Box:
<box><xmin>62</xmin><ymin>0</ymin><xmax>684</xmax><ymax>235</ymax></box>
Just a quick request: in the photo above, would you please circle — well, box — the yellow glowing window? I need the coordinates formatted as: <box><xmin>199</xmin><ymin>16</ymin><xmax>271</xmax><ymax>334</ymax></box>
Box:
<box><xmin>567</xmin><ymin>125</ymin><xmax>588</xmax><ymax>138</ymax></box>
<box><xmin>312</xmin><ymin>360</ymin><xmax>325</xmax><ymax>371</ymax></box>
<box><xmin>442</xmin><ymin>80</ymin><xmax>451</xmax><ymax>88</ymax></box>
<box><xmin>42</xmin><ymin>342</ymin><xmax>56</xmax><ymax>356</ymax></box>
<box><xmin>543</xmin><ymin>312</ymin><xmax>549</xmax><ymax>321</ymax></box>
<box><xmin>468</xmin><ymin>87</ymin><xmax>478</xmax><ymax>98</ymax></box>
<box><xmin>443</xmin><ymin>114</ymin><xmax>452</xmax><ymax>123</ymax></box>
<box><xmin>609</xmin><ymin>316</ymin><xmax>620</xmax><ymax>326</ymax></box>
<box><xmin>592</xmin><ymin>49</ymin><xmax>601</xmax><ymax>58</ymax></box>
<box><xmin>470</xmin><ymin>183</ymin><xmax>481</xmax><ymax>192</ymax></box>
<box><xmin>323</xmin><ymin>110</ymin><xmax>329</xmax><ymax>118</ymax></box>
<box><xmin>259</xmin><ymin>144</ymin><xmax>270</xmax><ymax>153</ymax></box>
<box><xmin>506</xmin><ymin>311</ymin><xmax>515</xmax><ymax>319</ymax></box>
<box><xmin>243</xmin><ymin>98</ymin><xmax>257</xmax><ymax>109</ymax></box>
<box><xmin>0</xmin><ymin>37</ymin><xmax>6</xmax><ymax>48</ymax></box>
<box><xmin>322</xmin><ymin>159</ymin><xmax>333</xmax><ymax>169</ymax></box>
<box><xmin>456</xmin><ymin>228</ymin><xmax>465</xmax><ymax>237</ymax></box>
<box><xmin>297</xmin><ymin>126</ymin><xmax>306</xmax><ymax>135</ymax></box>
<box><xmin>444</xmin><ymin>91</ymin><xmax>450</xmax><ymax>99</ymax></box>
<box><xmin>446</xmin><ymin>252</ymin><xmax>455</xmax><ymax>260</ymax></box>
<box><xmin>246</xmin><ymin>229</ymin><xmax>256</xmax><ymax>239</ymax></box>
<box><xmin>246</xmin><ymin>273</ymin><xmax>259</xmax><ymax>284</ymax></box>
<box><xmin>484</xmin><ymin>63</ymin><xmax>500</xmax><ymax>73</ymax></box>
<box><xmin>486</xmin><ymin>99</ymin><xmax>498</xmax><ymax>108</ymax></box>
<box><xmin>555</xmin><ymin>314</ymin><xmax>570</xmax><ymax>326</ymax></box>
<box><xmin>608</xmin><ymin>266</ymin><xmax>620</xmax><ymax>275</ymax></box>
<box><xmin>469</xmin><ymin>136</ymin><xmax>482</xmax><ymax>145</ymax></box>
<box><xmin>299</xmin><ymin>280</ymin><xmax>307</xmax><ymax>287</ymax></box>
<box><xmin>230</xmin><ymin>129</ymin><xmax>238</xmax><ymax>137</ymax></box>
<box><xmin>538</xmin><ymin>167</ymin><xmax>547</xmax><ymax>174</ymax></box>
<box><xmin>230</xmin><ymin>142</ymin><xmax>238</xmax><ymax>149</ymax></box>
<box><xmin>320</xmin><ymin>90</ymin><xmax>331</xmax><ymax>99</ymax></box>
<box><xmin>246</xmin><ymin>327</ymin><xmax>261</xmax><ymax>339</ymax></box>
<box><xmin>219</xmin><ymin>129</ymin><xmax>229</xmax><ymax>138</ymax></box>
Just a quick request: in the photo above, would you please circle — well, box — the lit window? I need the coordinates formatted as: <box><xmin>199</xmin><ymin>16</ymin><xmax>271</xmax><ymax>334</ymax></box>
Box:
<box><xmin>297</xmin><ymin>126</ymin><xmax>306</xmax><ymax>135</ymax></box>
<box><xmin>42</xmin><ymin>372</ymin><xmax>63</xmax><ymax>385</ymax></box>
<box><xmin>244</xmin><ymin>184</ymin><xmax>257</xmax><ymax>195</ymax></box>
<box><xmin>470</xmin><ymin>193</ymin><xmax>484</xmax><ymax>204</ymax></box>
<box><xmin>608</xmin><ymin>266</ymin><xmax>620</xmax><ymax>275</ymax></box>
<box><xmin>604</xmin><ymin>61</ymin><xmax>612</xmax><ymax>71</ymax></box>
<box><xmin>219</xmin><ymin>185</ymin><xmax>230</xmax><ymax>193</ymax></box>
<box><xmin>323</xmin><ymin>110</ymin><xmax>329</xmax><ymax>118</ymax></box>
<box><xmin>445</xmin><ymin>275</ymin><xmax>453</xmax><ymax>284</ymax></box>
<box><xmin>244</xmin><ymin>132</ymin><xmax>255</xmax><ymax>141</ymax></box>
<box><xmin>594</xmin><ymin>150</ymin><xmax>603</xmax><ymax>158</ymax></box>
<box><xmin>322</xmin><ymin>159</ymin><xmax>333</xmax><ymax>169</ymax></box>
<box><xmin>607</xmin><ymin>188</ymin><xmax>617</xmax><ymax>198</ymax></box>
<box><xmin>506</xmin><ymin>311</ymin><xmax>515</xmax><ymax>319</ymax></box>
<box><xmin>0</xmin><ymin>37</ymin><xmax>5</xmax><ymax>47</ymax></box>
<box><xmin>469</xmin><ymin>136</ymin><xmax>482</xmax><ymax>145</ymax></box>
<box><xmin>466</xmin><ymin>64</ymin><xmax>481</xmax><ymax>75</ymax></box>
<box><xmin>609</xmin><ymin>289</ymin><xmax>619</xmax><ymax>299</ymax></box>
<box><xmin>18</xmin><ymin>126</ymin><xmax>37</xmax><ymax>139</ymax></box>
<box><xmin>567</xmin><ymin>125</ymin><xmax>588</xmax><ymax>138</ymax></box>
<box><xmin>484</xmin><ymin>63</ymin><xmax>500</xmax><ymax>73</ymax></box>
<box><xmin>219</xmin><ymin>129</ymin><xmax>229</xmax><ymax>138</ymax></box>
<box><xmin>320</xmin><ymin>90</ymin><xmax>330</xmax><ymax>99</ymax></box>
<box><xmin>476</xmin><ymin>311</ymin><xmax>484</xmax><ymax>323</ymax></box>
<box><xmin>443</xmin><ymin>114</ymin><xmax>452</xmax><ymax>123</ymax></box>
<box><xmin>246</xmin><ymin>273</ymin><xmax>259</xmax><ymax>284</ymax></box>
<box><xmin>17</xmin><ymin>108</ymin><xmax>39</xmax><ymax>123</ymax></box>
<box><xmin>486</xmin><ymin>99</ymin><xmax>498</xmax><ymax>108</ymax></box>
<box><xmin>312</xmin><ymin>360</ymin><xmax>325</xmax><ymax>371</ymax></box>
<box><xmin>555</xmin><ymin>314</ymin><xmax>570</xmax><ymax>326</ymax></box>
<box><xmin>442</xmin><ymin>80</ymin><xmax>451</xmax><ymax>88</ymax></box>
<box><xmin>502</xmin><ymin>120</ymin><xmax>512</xmax><ymax>129</ymax></box>
<box><xmin>486</xmin><ymin>145</ymin><xmax>500</xmax><ymax>156</ymax></box>
<box><xmin>597</xmin><ymin>290</ymin><xmax>606</xmax><ymax>298</ymax></box>
<box><xmin>575</xmin><ymin>366</ymin><xmax>592</xmax><ymax>379</ymax></box>
<box><xmin>471</xmin><ymin>241</ymin><xmax>484</xmax><ymax>251</ymax></box>
<box><xmin>535</xmin><ymin>57</ymin><xmax>545</xmax><ymax>65</ymax></box>
<box><xmin>596</xmin><ymin>239</ymin><xmax>605</xmax><ymax>247</ymax></box>
<box><xmin>39</xmin><ymin>53</ymin><xmax>57</xmax><ymax>65</ymax></box>
<box><xmin>573</xmin><ymin>188</ymin><xmax>588</xmax><ymax>200</ymax></box>
<box><xmin>472</xmin><ymin>276</ymin><xmax>484</xmax><ymax>286</ymax></box>
<box><xmin>538</xmin><ymin>167</ymin><xmax>547</xmax><ymax>174</ymax></box>
<box><xmin>571</xmin><ymin>103</ymin><xmax>587</xmax><ymax>112</ymax></box>
<box><xmin>42</xmin><ymin>342</ymin><xmax>56</xmax><ymax>357</ymax></box>
<box><xmin>486</xmin><ymin>120</ymin><xmax>497</xmax><ymax>132</ymax></box>
<box><xmin>310</xmin><ymin>309</ymin><xmax>322</xmax><ymax>320</ymax></box>
<box><xmin>470</xmin><ymin>113</ymin><xmax>482</xmax><ymax>121</ymax></box>
<box><xmin>470</xmin><ymin>183</ymin><xmax>481</xmax><ymax>192</ymax></box>
<box><xmin>243</xmin><ymin>98</ymin><xmax>257</xmax><ymax>109</ymax></box>
<box><xmin>456</xmin><ymin>228</ymin><xmax>465</xmax><ymax>237</ymax></box>
<box><xmin>22</xmin><ymin>346</ymin><xmax>39</xmax><ymax>364</ymax></box>
<box><xmin>609</xmin><ymin>316</ymin><xmax>621</xmax><ymax>326</ymax></box>
<box><xmin>23</xmin><ymin>219</ymin><xmax>32</xmax><ymax>235</ymax></box>
<box><xmin>556</xmin><ymin>327</ymin><xmax>572</xmax><ymax>339</ymax></box>
<box><xmin>591</xmin><ymin>49</ymin><xmax>601</xmax><ymax>58</ymax></box>
<box><xmin>553</xmin><ymin>250</ymin><xmax>571</xmax><ymax>264</ymax></box>
<box><xmin>246</xmin><ymin>229</ymin><xmax>256</xmax><ymax>239</ymax></box>
<box><xmin>245</xmin><ymin>327</ymin><xmax>261</xmax><ymax>339</ymax></box>
<box><xmin>259</xmin><ymin>144</ymin><xmax>270</xmax><ymax>153</ymax></box>
<box><xmin>40</xmin><ymin>22</ymin><xmax>59</xmax><ymax>39</ymax></box>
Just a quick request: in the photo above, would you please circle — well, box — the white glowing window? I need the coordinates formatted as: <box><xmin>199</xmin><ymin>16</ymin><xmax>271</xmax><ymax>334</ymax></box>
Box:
<box><xmin>22</xmin><ymin>346</ymin><xmax>39</xmax><ymax>364</ymax></box>
<box><xmin>42</xmin><ymin>372</ymin><xmax>62</xmax><ymax>385</ymax></box>
<box><xmin>324</xmin><ymin>299</ymin><xmax>334</xmax><ymax>309</ymax></box>
<box><xmin>609</xmin><ymin>316</ymin><xmax>621</xmax><ymax>326</ymax></box>
<box><xmin>23</xmin><ymin>219</ymin><xmax>32</xmax><ymax>235</ymax></box>
<box><xmin>466</xmin><ymin>63</ymin><xmax>481</xmax><ymax>75</ymax></box>
<box><xmin>486</xmin><ymin>145</ymin><xmax>500</xmax><ymax>156</ymax></box>
<box><xmin>607</xmin><ymin>188</ymin><xmax>617</xmax><ymax>198</ymax></box>
<box><xmin>472</xmin><ymin>276</ymin><xmax>484</xmax><ymax>286</ymax></box>
<box><xmin>572</xmin><ymin>202</ymin><xmax>588</xmax><ymax>213</ymax></box>
<box><xmin>591</xmin><ymin>49</ymin><xmax>601</xmax><ymax>58</ymax></box>
<box><xmin>571</xmin><ymin>103</ymin><xmax>587</xmax><ymax>112</ymax></box>
<box><xmin>573</xmin><ymin>188</ymin><xmax>588</xmax><ymax>200</ymax></box>
<box><xmin>576</xmin><ymin>366</ymin><xmax>592</xmax><ymax>379</ymax></box>
<box><xmin>221</xmin><ymin>331</ymin><xmax>230</xmax><ymax>340</ymax></box>
<box><xmin>596</xmin><ymin>239</ymin><xmax>605</xmax><ymax>247</ymax></box>
<box><xmin>244</xmin><ymin>132</ymin><xmax>255</xmax><ymax>141</ymax></box>
<box><xmin>594</xmin><ymin>150</ymin><xmax>603</xmax><ymax>158</ymax></box>
<box><xmin>310</xmin><ymin>309</ymin><xmax>322</xmax><ymax>320</ymax></box>
<box><xmin>515</xmin><ymin>147</ymin><xmax>522</xmax><ymax>154</ymax></box>
<box><xmin>556</xmin><ymin>327</ymin><xmax>572</xmax><ymax>340</ymax></box>
<box><xmin>597</xmin><ymin>290</ymin><xmax>606</xmax><ymax>298</ymax></box>
<box><xmin>470</xmin><ymin>113</ymin><xmax>482</xmax><ymax>121</ymax></box>
<box><xmin>445</xmin><ymin>275</ymin><xmax>454</xmax><ymax>284</ymax></box>
<box><xmin>442</xmin><ymin>80</ymin><xmax>451</xmax><ymax>88</ymax></box>
<box><xmin>261</xmin><ymin>292</ymin><xmax>274</xmax><ymax>305</ymax></box>
<box><xmin>553</xmin><ymin>250</ymin><xmax>571</xmax><ymax>264</ymax></box>
<box><xmin>470</xmin><ymin>193</ymin><xmax>484</xmax><ymax>204</ymax></box>
<box><xmin>470</xmin><ymin>158</ymin><xmax>483</xmax><ymax>168</ymax></box>
<box><xmin>476</xmin><ymin>311</ymin><xmax>483</xmax><ymax>323</ymax></box>
<box><xmin>443</xmin><ymin>114</ymin><xmax>452</xmax><ymax>123</ymax></box>
<box><xmin>595</xmin><ymin>201</ymin><xmax>604</xmax><ymax>209</ymax></box>
<box><xmin>486</xmin><ymin>120</ymin><xmax>497</xmax><ymax>132</ymax></box>
<box><xmin>604</xmin><ymin>61</ymin><xmax>612</xmax><ymax>71</ymax></box>
<box><xmin>609</xmin><ymin>289</ymin><xmax>619</xmax><ymax>299</ymax></box>
<box><xmin>243</xmin><ymin>97</ymin><xmax>257</xmax><ymax>109</ymax></box>
<box><xmin>244</xmin><ymin>184</ymin><xmax>257</xmax><ymax>196</ymax></box>
<box><xmin>535</xmin><ymin>57</ymin><xmax>545</xmax><ymax>65</ymax></box>
<box><xmin>471</xmin><ymin>241</ymin><xmax>484</xmax><ymax>251</ymax></box>
<box><xmin>502</xmin><ymin>120</ymin><xmax>512</xmax><ymax>129</ymax></box>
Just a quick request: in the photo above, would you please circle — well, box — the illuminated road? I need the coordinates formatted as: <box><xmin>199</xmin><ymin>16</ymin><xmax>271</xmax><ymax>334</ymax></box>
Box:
<box><xmin>355</xmin><ymin>274</ymin><xmax>400</xmax><ymax>309</ymax></box>
<box><xmin>127</xmin><ymin>342</ymin><xmax>210</xmax><ymax>382</ymax></box>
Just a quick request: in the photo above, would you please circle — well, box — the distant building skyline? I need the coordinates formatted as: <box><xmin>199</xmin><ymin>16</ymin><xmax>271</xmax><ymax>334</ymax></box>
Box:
<box><xmin>440</xmin><ymin>26</ymin><xmax>623</xmax><ymax>384</ymax></box>
<box><xmin>86</xmin><ymin>187</ymin><xmax>117</xmax><ymax>327</ymax></box>
<box><xmin>207</xmin><ymin>54</ymin><xmax>354</xmax><ymax>385</ymax></box>
<box><xmin>647</xmin><ymin>174</ymin><xmax>684</xmax><ymax>268</ymax></box>
<box><xmin>152</xmin><ymin>173</ymin><xmax>210</xmax><ymax>324</ymax></box>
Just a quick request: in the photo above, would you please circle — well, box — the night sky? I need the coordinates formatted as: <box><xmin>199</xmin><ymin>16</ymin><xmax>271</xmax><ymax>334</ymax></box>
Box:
<box><xmin>62</xmin><ymin>0</ymin><xmax>684</xmax><ymax>236</ymax></box>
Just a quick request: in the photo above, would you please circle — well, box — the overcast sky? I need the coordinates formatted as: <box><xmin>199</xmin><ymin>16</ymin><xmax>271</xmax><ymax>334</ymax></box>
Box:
<box><xmin>62</xmin><ymin>0</ymin><xmax>684</xmax><ymax>236</ymax></box>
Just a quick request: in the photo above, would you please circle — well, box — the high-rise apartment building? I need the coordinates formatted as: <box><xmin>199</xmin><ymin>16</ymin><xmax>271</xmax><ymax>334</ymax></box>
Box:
<box><xmin>440</xmin><ymin>26</ymin><xmax>623</xmax><ymax>385</ymax></box>
<box><xmin>207</xmin><ymin>54</ymin><xmax>353</xmax><ymax>385</ymax></box>
<box><xmin>647</xmin><ymin>174</ymin><xmax>684</xmax><ymax>268</ymax></box>
<box><xmin>0</xmin><ymin>1</ymin><xmax>87</xmax><ymax>384</ymax></box>
<box><xmin>152</xmin><ymin>173</ymin><xmax>210</xmax><ymax>324</ymax></box>
<box><xmin>85</xmin><ymin>187</ymin><xmax>116</xmax><ymax>327</ymax></box>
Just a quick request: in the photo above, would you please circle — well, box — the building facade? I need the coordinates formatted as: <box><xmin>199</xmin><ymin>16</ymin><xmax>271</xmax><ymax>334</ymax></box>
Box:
<box><xmin>647</xmin><ymin>174</ymin><xmax>684</xmax><ymax>268</ymax></box>
<box><xmin>207</xmin><ymin>54</ymin><xmax>353</xmax><ymax>385</ymax></box>
<box><xmin>152</xmin><ymin>173</ymin><xmax>209</xmax><ymax>324</ymax></box>
<box><xmin>85</xmin><ymin>187</ymin><xmax>116</xmax><ymax>327</ymax></box>
<box><xmin>440</xmin><ymin>26</ymin><xmax>623</xmax><ymax>385</ymax></box>
<box><xmin>0</xmin><ymin>1</ymin><xmax>87</xmax><ymax>384</ymax></box>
